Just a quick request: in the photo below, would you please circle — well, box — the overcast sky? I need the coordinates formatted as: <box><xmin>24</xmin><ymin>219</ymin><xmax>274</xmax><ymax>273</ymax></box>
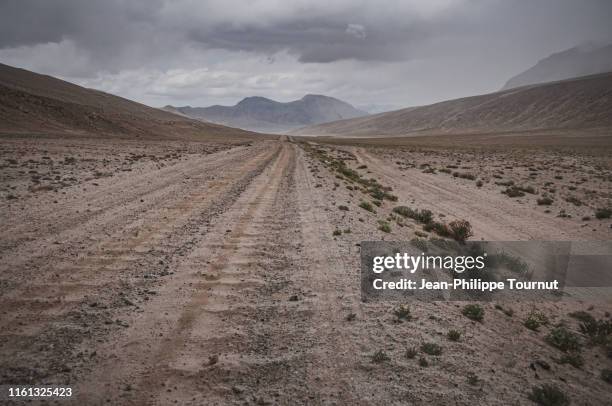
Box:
<box><xmin>1</xmin><ymin>0</ymin><xmax>611</xmax><ymax>112</ymax></box>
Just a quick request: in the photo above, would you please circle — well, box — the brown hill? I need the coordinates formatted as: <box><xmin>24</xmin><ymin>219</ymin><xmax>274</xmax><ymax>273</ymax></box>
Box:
<box><xmin>293</xmin><ymin>72</ymin><xmax>612</xmax><ymax>137</ymax></box>
<box><xmin>0</xmin><ymin>63</ymin><xmax>260</xmax><ymax>140</ymax></box>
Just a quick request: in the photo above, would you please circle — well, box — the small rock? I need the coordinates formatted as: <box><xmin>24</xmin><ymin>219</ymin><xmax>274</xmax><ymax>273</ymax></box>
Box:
<box><xmin>208</xmin><ymin>354</ymin><xmax>218</xmax><ymax>365</ymax></box>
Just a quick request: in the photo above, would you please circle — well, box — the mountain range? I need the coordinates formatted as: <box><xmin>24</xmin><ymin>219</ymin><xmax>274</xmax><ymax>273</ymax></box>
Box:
<box><xmin>293</xmin><ymin>72</ymin><xmax>612</xmax><ymax>137</ymax></box>
<box><xmin>164</xmin><ymin>95</ymin><xmax>368</xmax><ymax>133</ymax></box>
<box><xmin>502</xmin><ymin>43</ymin><xmax>612</xmax><ymax>90</ymax></box>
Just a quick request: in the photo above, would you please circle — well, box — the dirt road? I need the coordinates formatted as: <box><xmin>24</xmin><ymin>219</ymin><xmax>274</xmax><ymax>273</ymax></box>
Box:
<box><xmin>1</xmin><ymin>137</ymin><xmax>611</xmax><ymax>405</ymax></box>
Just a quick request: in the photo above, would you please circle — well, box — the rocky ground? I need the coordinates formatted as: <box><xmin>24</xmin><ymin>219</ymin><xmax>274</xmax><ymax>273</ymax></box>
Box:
<box><xmin>0</xmin><ymin>134</ymin><xmax>611</xmax><ymax>405</ymax></box>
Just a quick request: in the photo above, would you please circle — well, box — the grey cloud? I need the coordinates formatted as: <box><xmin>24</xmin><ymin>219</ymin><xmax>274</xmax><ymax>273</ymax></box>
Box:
<box><xmin>346</xmin><ymin>24</ymin><xmax>366</xmax><ymax>40</ymax></box>
<box><xmin>1</xmin><ymin>0</ymin><xmax>611</xmax><ymax>108</ymax></box>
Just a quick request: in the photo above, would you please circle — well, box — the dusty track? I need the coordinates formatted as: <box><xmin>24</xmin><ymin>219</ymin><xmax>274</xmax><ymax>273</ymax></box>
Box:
<box><xmin>1</xmin><ymin>138</ymin><xmax>610</xmax><ymax>405</ymax></box>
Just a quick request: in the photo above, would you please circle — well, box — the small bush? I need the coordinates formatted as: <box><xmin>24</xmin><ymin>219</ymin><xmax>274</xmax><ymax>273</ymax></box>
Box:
<box><xmin>537</xmin><ymin>197</ymin><xmax>554</xmax><ymax>206</ymax></box>
<box><xmin>462</xmin><ymin>304</ymin><xmax>484</xmax><ymax>322</ymax></box>
<box><xmin>579</xmin><ymin>317</ymin><xmax>612</xmax><ymax>345</ymax></box>
<box><xmin>546</xmin><ymin>327</ymin><xmax>581</xmax><ymax>352</ymax></box>
<box><xmin>371</xmin><ymin>350</ymin><xmax>390</xmax><ymax>363</ymax></box>
<box><xmin>528</xmin><ymin>384</ymin><xmax>569</xmax><ymax>406</ymax></box>
<box><xmin>410</xmin><ymin>237</ymin><xmax>428</xmax><ymax>252</ymax></box>
<box><xmin>476</xmin><ymin>180</ymin><xmax>483</xmax><ymax>187</ymax></box>
<box><xmin>447</xmin><ymin>330</ymin><xmax>461</xmax><ymax>341</ymax></box>
<box><xmin>393</xmin><ymin>304</ymin><xmax>412</xmax><ymax>321</ymax></box>
<box><xmin>405</xmin><ymin>347</ymin><xmax>418</xmax><ymax>359</ymax></box>
<box><xmin>453</xmin><ymin>172</ymin><xmax>476</xmax><ymax>180</ymax></box>
<box><xmin>557</xmin><ymin>352</ymin><xmax>583</xmax><ymax>368</ymax></box>
<box><xmin>333</xmin><ymin>229</ymin><xmax>342</xmax><ymax>236</ymax></box>
<box><xmin>378</xmin><ymin>221</ymin><xmax>391</xmax><ymax>233</ymax></box>
<box><xmin>524</xmin><ymin>311</ymin><xmax>549</xmax><ymax>331</ymax></box>
<box><xmin>595</xmin><ymin>207</ymin><xmax>611</xmax><ymax>219</ymax></box>
<box><xmin>421</xmin><ymin>342</ymin><xmax>442</xmax><ymax>355</ymax></box>
<box><xmin>423</xmin><ymin>221</ymin><xmax>450</xmax><ymax>237</ymax></box>
<box><xmin>448</xmin><ymin>220</ymin><xmax>473</xmax><ymax>243</ymax></box>
<box><xmin>418</xmin><ymin>357</ymin><xmax>429</xmax><ymax>367</ymax></box>
<box><xmin>359</xmin><ymin>201</ymin><xmax>375</xmax><ymax>213</ymax></box>
<box><xmin>393</xmin><ymin>206</ymin><xmax>433</xmax><ymax>224</ymax></box>
<box><xmin>338</xmin><ymin>205</ymin><xmax>349</xmax><ymax>211</ymax></box>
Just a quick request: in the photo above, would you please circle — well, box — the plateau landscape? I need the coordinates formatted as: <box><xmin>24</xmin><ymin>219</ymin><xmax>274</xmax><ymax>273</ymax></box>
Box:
<box><xmin>1</xmin><ymin>1</ymin><xmax>611</xmax><ymax>405</ymax></box>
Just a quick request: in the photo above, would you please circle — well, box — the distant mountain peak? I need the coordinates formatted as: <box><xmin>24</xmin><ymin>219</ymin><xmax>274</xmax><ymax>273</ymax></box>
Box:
<box><xmin>237</xmin><ymin>96</ymin><xmax>275</xmax><ymax>105</ymax></box>
<box><xmin>166</xmin><ymin>94</ymin><xmax>368</xmax><ymax>134</ymax></box>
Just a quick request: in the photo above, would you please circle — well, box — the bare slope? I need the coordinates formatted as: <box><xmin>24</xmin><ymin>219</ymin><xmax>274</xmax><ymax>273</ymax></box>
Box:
<box><xmin>0</xmin><ymin>63</ymin><xmax>259</xmax><ymax>140</ymax></box>
<box><xmin>502</xmin><ymin>43</ymin><xmax>612</xmax><ymax>90</ymax></box>
<box><xmin>165</xmin><ymin>94</ymin><xmax>368</xmax><ymax>134</ymax></box>
<box><xmin>293</xmin><ymin>72</ymin><xmax>612</xmax><ymax>137</ymax></box>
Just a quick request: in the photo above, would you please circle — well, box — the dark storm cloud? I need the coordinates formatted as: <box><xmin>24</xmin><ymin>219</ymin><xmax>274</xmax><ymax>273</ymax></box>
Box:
<box><xmin>1</xmin><ymin>0</ymin><xmax>611</xmax><ymax>107</ymax></box>
<box><xmin>0</xmin><ymin>0</ymin><xmax>159</xmax><ymax>48</ymax></box>
<box><xmin>2</xmin><ymin>0</ymin><xmax>612</xmax><ymax>67</ymax></box>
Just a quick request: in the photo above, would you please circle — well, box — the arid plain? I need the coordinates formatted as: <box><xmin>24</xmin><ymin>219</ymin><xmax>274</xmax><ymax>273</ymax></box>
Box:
<box><xmin>1</xmin><ymin>63</ymin><xmax>611</xmax><ymax>405</ymax></box>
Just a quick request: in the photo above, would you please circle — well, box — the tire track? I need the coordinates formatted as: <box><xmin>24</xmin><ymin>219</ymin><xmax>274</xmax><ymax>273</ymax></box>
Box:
<box><xmin>0</xmin><ymin>142</ymin><xmax>280</xmax><ymax>387</ymax></box>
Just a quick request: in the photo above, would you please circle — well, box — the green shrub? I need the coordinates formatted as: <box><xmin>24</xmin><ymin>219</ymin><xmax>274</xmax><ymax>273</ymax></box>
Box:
<box><xmin>393</xmin><ymin>304</ymin><xmax>412</xmax><ymax>321</ymax></box>
<box><xmin>546</xmin><ymin>327</ymin><xmax>581</xmax><ymax>352</ymax></box>
<box><xmin>371</xmin><ymin>350</ymin><xmax>390</xmax><ymax>363</ymax></box>
<box><xmin>378</xmin><ymin>221</ymin><xmax>391</xmax><ymax>233</ymax></box>
<box><xmin>578</xmin><ymin>317</ymin><xmax>612</xmax><ymax>345</ymax></box>
<box><xmin>524</xmin><ymin>311</ymin><xmax>549</xmax><ymax>331</ymax></box>
<box><xmin>423</xmin><ymin>221</ymin><xmax>450</xmax><ymax>237</ymax></box>
<box><xmin>557</xmin><ymin>352</ymin><xmax>583</xmax><ymax>368</ymax></box>
<box><xmin>528</xmin><ymin>384</ymin><xmax>569</xmax><ymax>406</ymax></box>
<box><xmin>333</xmin><ymin>229</ymin><xmax>342</xmax><ymax>236</ymax></box>
<box><xmin>410</xmin><ymin>237</ymin><xmax>428</xmax><ymax>252</ymax></box>
<box><xmin>462</xmin><ymin>304</ymin><xmax>484</xmax><ymax>322</ymax></box>
<box><xmin>393</xmin><ymin>206</ymin><xmax>433</xmax><ymax>224</ymax></box>
<box><xmin>447</xmin><ymin>330</ymin><xmax>461</xmax><ymax>341</ymax></box>
<box><xmin>405</xmin><ymin>347</ymin><xmax>418</xmax><ymax>359</ymax></box>
<box><xmin>359</xmin><ymin>201</ymin><xmax>375</xmax><ymax>212</ymax></box>
<box><xmin>595</xmin><ymin>207</ymin><xmax>611</xmax><ymax>219</ymax></box>
<box><xmin>421</xmin><ymin>342</ymin><xmax>442</xmax><ymax>355</ymax></box>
